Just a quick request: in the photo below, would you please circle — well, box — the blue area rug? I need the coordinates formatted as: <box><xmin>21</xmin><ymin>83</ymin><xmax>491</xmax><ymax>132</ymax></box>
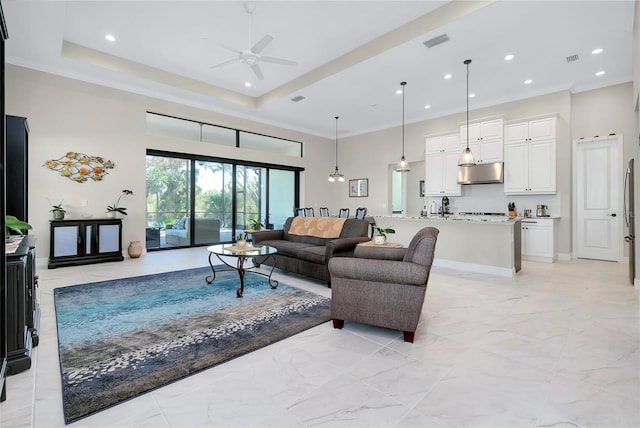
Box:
<box><xmin>54</xmin><ymin>267</ymin><xmax>331</xmax><ymax>424</ymax></box>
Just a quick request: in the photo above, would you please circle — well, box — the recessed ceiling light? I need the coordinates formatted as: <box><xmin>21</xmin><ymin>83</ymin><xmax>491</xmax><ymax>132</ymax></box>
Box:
<box><xmin>444</xmin><ymin>73</ymin><xmax>452</xmax><ymax>80</ymax></box>
<box><xmin>424</xmin><ymin>105</ymin><xmax>431</xmax><ymax>109</ymax></box>
<box><xmin>595</xmin><ymin>71</ymin><xmax>606</xmax><ymax>76</ymax></box>
<box><xmin>105</xmin><ymin>34</ymin><xmax>116</xmax><ymax>42</ymax></box>
<box><xmin>592</xmin><ymin>48</ymin><xmax>603</xmax><ymax>55</ymax></box>
<box><xmin>469</xmin><ymin>93</ymin><xmax>476</xmax><ymax>98</ymax></box>
<box><xmin>524</xmin><ymin>79</ymin><xmax>533</xmax><ymax>85</ymax></box>
<box><xmin>244</xmin><ymin>82</ymin><xmax>252</xmax><ymax>87</ymax></box>
<box><xmin>504</xmin><ymin>54</ymin><xmax>514</xmax><ymax>61</ymax></box>
<box><xmin>395</xmin><ymin>89</ymin><xmax>402</xmax><ymax>95</ymax></box>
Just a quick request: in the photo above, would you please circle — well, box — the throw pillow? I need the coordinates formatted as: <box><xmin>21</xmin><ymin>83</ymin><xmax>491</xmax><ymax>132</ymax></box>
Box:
<box><xmin>173</xmin><ymin>217</ymin><xmax>186</xmax><ymax>230</ymax></box>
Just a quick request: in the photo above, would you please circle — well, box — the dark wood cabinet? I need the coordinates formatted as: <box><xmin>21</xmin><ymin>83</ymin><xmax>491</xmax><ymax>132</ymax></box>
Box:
<box><xmin>6</xmin><ymin>115</ymin><xmax>29</xmax><ymax>223</ymax></box>
<box><xmin>1</xmin><ymin>1</ymin><xmax>11</xmax><ymax>402</ymax></box>
<box><xmin>5</xmin><ymin>236</ymin><xmax>38</xmax><ymax>375</ymax></box>
<box><xmin>48</xmin><ymin>219</ymin><xmax>124</xmax><ymax>268</ymax></box>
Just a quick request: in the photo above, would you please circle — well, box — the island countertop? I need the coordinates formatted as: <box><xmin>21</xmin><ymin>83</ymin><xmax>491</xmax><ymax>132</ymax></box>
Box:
<box><xmin>373</xmin><ymin>216</ymin><xmax>521</xmax><ymax>277</ymax></box>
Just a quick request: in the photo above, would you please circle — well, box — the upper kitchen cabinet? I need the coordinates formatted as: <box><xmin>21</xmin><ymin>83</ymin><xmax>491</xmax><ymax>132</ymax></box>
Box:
<box><xmin>426</xmin><ymin>133</ymin><xmax>460</xmax><ymax>154</ymax></box>
<box><xmin>460</xmin><ymin>118</ymin><xmax>503</xmax><ymax>163</ymax></box>
<box><xmin>504</xmin><ymin>116</ymin><xmax>557</xmax><ymax>195</ymax></box>
<box><xmin>425</xmin><ymin>133</ymin><xmax>461</xmax><ymax>196</ymax></box>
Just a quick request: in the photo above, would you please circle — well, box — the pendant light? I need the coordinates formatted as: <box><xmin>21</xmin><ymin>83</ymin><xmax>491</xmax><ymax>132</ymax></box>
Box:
<box><xmin>458</xmin><ymin>59</ymin><xmax>477</xmax><ymax>166</ymax></box>
<box><xmin>328</xmin><ymin>116</ymin><xmax>345</xmax><ymax>182</ymax></box>
<box><xmin>396</xmin><ymin>81</ymin><xmax>410</xmax><ymax>172</ymax></box>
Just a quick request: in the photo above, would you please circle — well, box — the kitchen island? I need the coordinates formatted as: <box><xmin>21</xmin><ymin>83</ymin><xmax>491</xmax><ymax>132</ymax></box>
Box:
<box><xmin>374</xmin><ymin>215</ymin><xmax>521</xmax><ymax>277</ymax></box>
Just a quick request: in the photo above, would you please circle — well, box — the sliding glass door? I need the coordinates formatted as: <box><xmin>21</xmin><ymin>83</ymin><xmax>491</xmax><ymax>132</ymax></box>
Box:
<box><xmin>146</xmin><ymin>151</ymin><xmax>300</xmax><ymax>250</ymax></box>
<box><xmin>194</xmin><ymin>160</ymin><xmax>231</xmax><ymax>244</ymax></box>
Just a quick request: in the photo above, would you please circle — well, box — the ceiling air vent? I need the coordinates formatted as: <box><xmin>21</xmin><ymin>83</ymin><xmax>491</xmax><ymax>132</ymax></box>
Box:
<box><xmin>291</xmin><ymin>95</ymin><xmax>305</xmax><ymax>102</ymax></box>
<box><xmin>423</xmin><ymin>34</ymin><xmax>450</xmax><ymax>48</ymax></box>
<box><xmin>566</xmin><ymin>54</ymin><xmax>580</xmax><ymax>63</ymax></box>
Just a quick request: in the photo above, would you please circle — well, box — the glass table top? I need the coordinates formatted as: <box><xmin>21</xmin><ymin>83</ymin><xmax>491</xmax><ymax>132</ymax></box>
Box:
<box><xmin>207</xmin><ymin>243</ymin><xmax>277</xmax><ymax>257</ymax></box>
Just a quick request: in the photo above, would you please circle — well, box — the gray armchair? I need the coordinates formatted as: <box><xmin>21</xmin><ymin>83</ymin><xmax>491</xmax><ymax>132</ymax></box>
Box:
<box><xmin>328</xmin><ymin>227</ymin><xmax>439</xmax><ymax>342</ymax></box>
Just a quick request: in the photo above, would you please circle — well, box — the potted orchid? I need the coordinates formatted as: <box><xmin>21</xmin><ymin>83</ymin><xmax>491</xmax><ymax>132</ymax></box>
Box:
<box><xmin>106</xmin><ymin>189</ymin><xmax>134</xmax><ymax>217</ymax></box>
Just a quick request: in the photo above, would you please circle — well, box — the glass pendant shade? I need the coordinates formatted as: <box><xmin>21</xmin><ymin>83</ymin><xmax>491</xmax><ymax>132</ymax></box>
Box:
<box><xmin>328</xmin><ymin>116</ymin><xmax>345</xmax><ymax>182</ymax></box>
<box><xmin>458</xmin><ymin>59</ymin><xmax>477</xmax><ymax>167</ymax></box>
<box><xmin>396</xmin><ymin>81</ymin><xmax>410</xmax><ymax>172</ymax></box>
<box><xmin>458</xmin><ymin>147</ymin><xmax>476</xmax><ymax>166</ymax></box>
<box><xmin>396</xmin><ymin>156</ymin><xmax>410</xmax><ymax>172</ymax></box>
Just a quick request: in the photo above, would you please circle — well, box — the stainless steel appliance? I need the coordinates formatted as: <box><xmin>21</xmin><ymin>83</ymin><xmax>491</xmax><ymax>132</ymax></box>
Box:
<box><xmin>457</xmin><ymin>162</ymin><xmax>504</xmax><ymax>184</ymax></box>
<box><xmin>536</xmin><ymin>204</ymin><xmax>548</xmax><ymax>217</ymax></box>
<box><xmin>624</xmin><ymin>158</ymin><xmax>635</xmax><ymax>284</ymax></box>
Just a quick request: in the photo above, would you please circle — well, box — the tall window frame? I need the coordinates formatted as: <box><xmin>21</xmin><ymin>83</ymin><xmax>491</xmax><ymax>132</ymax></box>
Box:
<box><xmin>146</xmin><ymin>149</ymin><xmax>302</xmax><ymax>250</ymax></box>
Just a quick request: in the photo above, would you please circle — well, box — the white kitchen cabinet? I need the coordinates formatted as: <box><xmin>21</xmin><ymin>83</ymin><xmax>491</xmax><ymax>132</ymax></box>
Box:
<box><xmin>504</xmin><ymin>117</ymin><xmax>556</xmax><ymax>194</ymax></box>
<box><xmin>425</xmin><ymin>133</ymin><xmax>461</xmax><ymax>196</ymax></box>
<box><xmin>460</xmin><ymin>118</ymin><xmax>503</xmax><ymax>163</ymax></box>
<box><xmin>521</xmin><ymin>218</ymin><xmax>556</xmax><ymax>262</ymax></box>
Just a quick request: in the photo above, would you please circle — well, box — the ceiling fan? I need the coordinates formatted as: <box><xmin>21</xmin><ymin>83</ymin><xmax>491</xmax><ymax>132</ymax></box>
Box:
<box><xmin>210</xmin><ymin>3</ymin><xmax>298</xmax><ymax>81</ymax></box>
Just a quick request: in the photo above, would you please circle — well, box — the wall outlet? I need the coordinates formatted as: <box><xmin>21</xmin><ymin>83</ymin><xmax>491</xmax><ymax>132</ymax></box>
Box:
<box><xmin>81</xmin><ymin>199</ymin><xmax>88</xmax><ymax>207</ymax></box>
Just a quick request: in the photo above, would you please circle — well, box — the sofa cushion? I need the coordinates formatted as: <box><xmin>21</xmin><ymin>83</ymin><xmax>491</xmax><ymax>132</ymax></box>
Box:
<box><xmin>173</xmin><ymin>217</ymin><xmax>186</xmax><ymax>229</ymax></box>
<box><xmin>296</xmin><ymin>246</ymin><xmax>327</xmax><ymax>264</ymax></box>
<box><xmin>259</xmin><ymin>240</ymin><xmax>310</xmax><ymax>257</ymax></box>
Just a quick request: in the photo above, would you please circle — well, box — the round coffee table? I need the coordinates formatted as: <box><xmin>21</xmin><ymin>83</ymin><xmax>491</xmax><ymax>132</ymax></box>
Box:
<box><xmin>206</xmin><ymin>243</ymin><xmax>278</xmax><ymax>297</ymax></box>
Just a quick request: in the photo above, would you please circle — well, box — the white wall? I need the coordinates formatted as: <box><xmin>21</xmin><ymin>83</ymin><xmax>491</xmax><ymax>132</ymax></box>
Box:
<box><xmin>6</xmin><ymin>65</ymin><xmax>334</xmax><ymax>259</ymax></box>
<box><xmin>6</xmin><ymin>65</ymin><xmax>636</xmax><ymax>263</ymax></box>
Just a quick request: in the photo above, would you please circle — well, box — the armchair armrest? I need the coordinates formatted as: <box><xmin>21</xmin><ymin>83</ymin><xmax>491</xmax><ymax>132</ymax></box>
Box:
<box><xmin>329</xmin><ymin>257</ymin><xmax>428</xmax><ymax>286</ymax></box>
<box><xmin>354</xmin><ymin>245</ymin><xmax>406</xmax><ymax>261</ymax></box>
<box><xmin>326</xmin><ymin>236</ymin><xmax>370</xmax><ymax>257</ymax></box>
<box><xmin>252</xmin><ymin>229</ymin><xmax>283</xmax><ymax>244</ymax></box>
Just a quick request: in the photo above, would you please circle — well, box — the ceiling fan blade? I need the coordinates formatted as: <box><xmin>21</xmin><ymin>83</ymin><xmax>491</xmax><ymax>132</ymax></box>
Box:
<box><xmin>218</xmin><ymin>43</ymin><xmax>243</xmax><ymax>55</ymax></box>
<box><xmin>251</xmin><ymin>34</ymin><xmax>273</xmax><ymax>54</ymax></box>
<box><xmin>260</xmin><ymin>56</ymin><xmax>298</xmax><ymax>66</ymax></box>
<box><xmin>249</xmin><ymin>63</ymin><xmax>264</xmax><ymax>80</ymax></box>
<box><xmin>210</xmin><ymin>58</ymin><xmax>238</xmax><ymax>69</ymax></box>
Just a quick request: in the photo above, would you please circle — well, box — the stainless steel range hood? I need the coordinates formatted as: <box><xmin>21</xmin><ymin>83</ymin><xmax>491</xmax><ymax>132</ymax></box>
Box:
<box><xmin>457</xmin><ymin>162</ymin><xmax>504</xmax><ymax>184</ymax></box>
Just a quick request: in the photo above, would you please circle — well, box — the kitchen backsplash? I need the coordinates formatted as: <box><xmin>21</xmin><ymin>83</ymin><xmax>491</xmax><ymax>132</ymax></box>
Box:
<box><xmin>423</xmin><ymin>183</ymin><xmax>561</xmax><ymax>216</ymax></box>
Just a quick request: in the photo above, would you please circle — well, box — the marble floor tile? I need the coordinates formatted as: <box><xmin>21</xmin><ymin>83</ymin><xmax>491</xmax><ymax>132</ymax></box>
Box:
<box><xmin>0</xmin><ymin>250</ymin><xmax>638</xmax><ymax>428</ymax></box>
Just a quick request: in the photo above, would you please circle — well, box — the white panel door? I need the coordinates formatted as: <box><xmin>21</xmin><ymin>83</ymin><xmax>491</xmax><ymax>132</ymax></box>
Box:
<box><xmin>575</xmin><ymin>136</ymin><xmax>621</xmax><ymax>261</ymax></box>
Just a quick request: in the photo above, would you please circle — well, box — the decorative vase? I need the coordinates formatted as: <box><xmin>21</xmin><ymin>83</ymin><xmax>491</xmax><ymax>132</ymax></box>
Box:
<box><xmin>374</xmin><ymin>235</ymin><xmax>386</xmax><ymax>245</ymax></box>
<box><xmin>53</xmin><ymin>211</ymin><xmax>65</xmax><ymax>220</ymax></box>
<box><xmin>128</xmin><ymin>240</ymin><xmax>143</xmax><ymax>258</ymax></box>
<box><xmin>106</xmin><ymin>211</ymin><xmax>116</xmax><ymax>218</ymax></box>
<box><xmin>237</xmin><ymin>239</ymin><xmax>247</xmax><ymax>248</ymax></box>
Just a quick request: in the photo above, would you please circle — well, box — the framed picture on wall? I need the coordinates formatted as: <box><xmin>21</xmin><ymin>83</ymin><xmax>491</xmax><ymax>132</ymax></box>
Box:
<box><xmin>420</xmin><ymin>180</ymin><xmax>425</xmax><ymax>197</ymax></box>
<box><xmin>349</xmin><ymin>178</ymin><xmax>368</xmax><ymax>197</ymax></box>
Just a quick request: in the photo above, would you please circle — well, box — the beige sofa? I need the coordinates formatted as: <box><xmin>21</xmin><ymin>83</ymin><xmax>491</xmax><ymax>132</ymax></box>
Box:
<box><xmin>165</xmin><ymin>217</ymin><xmax>221</xmax><ymax>246</ymax></box>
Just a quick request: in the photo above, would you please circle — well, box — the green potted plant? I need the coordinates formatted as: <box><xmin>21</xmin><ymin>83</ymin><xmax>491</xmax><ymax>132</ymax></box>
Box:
<box><xmin>373</xmin><ymin>226</ymin><xmax>395</xmax><ymax>244</ymax></box>
<box><xmin>5</xmin><ymin>215</ymin><xmax>32</xmax><ymax>239</ymax></box>
<box><xmin>50</xmin><ymin>202</ymin><xmax>66</xmax><ymax>220</ymax></box>
<box><xmin>249</xmin><ymin>218</ymin><xmax>264</xmax><ymax>231</ymax></box>
<box><xmin>106</xmin><ymin>189</ymin><xmax>134</xmax><ymax>217</ymax></box>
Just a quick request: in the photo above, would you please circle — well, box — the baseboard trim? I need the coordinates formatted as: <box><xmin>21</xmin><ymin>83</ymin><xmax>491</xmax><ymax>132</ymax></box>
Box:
<box><xmin>433</xmin><ymin>258</ymin><xmax>515</xmax><ymax>278</ymax></box>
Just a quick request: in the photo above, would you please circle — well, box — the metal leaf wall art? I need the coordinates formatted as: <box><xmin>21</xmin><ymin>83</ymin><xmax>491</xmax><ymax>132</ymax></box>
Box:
<box><xmin>44</xmin><ymin>152</ymin><xmax>115</xmax><ymax>183</ymax></box>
